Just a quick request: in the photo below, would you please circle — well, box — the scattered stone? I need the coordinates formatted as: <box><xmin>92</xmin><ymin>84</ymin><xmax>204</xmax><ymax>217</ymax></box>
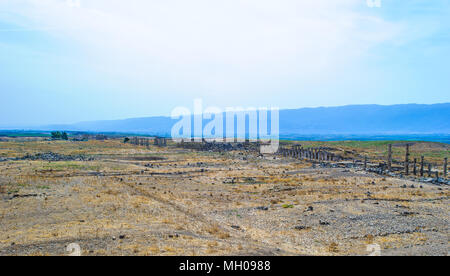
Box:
<box><xmin>9</xmin><ymin>193</ymin><xmax>40</xmax><ymax>200</ymax></box>
<box><xmin>256</xmin><ymin>206</ymin><xmax>269</xmax><ymax>211</ymax></box>
<box><xmin>294</xmin><ymin>226</ymin><xmax>308</xmax><ymax>231</ymax></box>
<box><xmin>319</xmin><ymin>220</ymin><xmax>330</xmax><ymax>226</ymax></box>
<box><xmin>231</xmin><ymin>225</ymin><xmax>241</xmax><ymax>230</ymax></box>
<box><xmin>16</xmin><ymin>152</ymin><xmax>93</xmax><ymax>162</ymax></box>
<box><xmin>400</xmin><ymin>211</ymin><xmax>417</xmax><ymax>217</ymax></box>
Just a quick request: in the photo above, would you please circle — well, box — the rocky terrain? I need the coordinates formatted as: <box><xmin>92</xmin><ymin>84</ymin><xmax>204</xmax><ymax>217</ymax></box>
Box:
<box><xmin>0</xmin><ymin>139</ymin><xmax>448</xmax><ymax>256</ymax></box>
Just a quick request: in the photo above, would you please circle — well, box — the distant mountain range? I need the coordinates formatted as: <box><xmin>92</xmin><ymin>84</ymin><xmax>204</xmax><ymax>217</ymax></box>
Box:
<box><xmin>15</xmin><ymin>103</ymin><xmax>450</xmax><ymax>138</ymax></box>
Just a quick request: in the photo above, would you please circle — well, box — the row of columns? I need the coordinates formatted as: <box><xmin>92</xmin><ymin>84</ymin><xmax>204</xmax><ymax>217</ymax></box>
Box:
<box><xmin>129</xmin><ymin>137</ymin><xmax>167</xmax><ymax>148</ymax></box>
<box><xmin>129</xmin><ymin>137</ymin><xmax>151</xmax><ymax>147</ymax></box>
<box><xmin>280</xmin><ymin>144</ymin><xmax>447</xmax><ymax>179</ymax></box>
<box><xmin>388</xmin><ymin>144</ymin><xmax>447</xmax><ymax>178</ymax></box>
<box><xmin>279</xmin><ymin>146</ymin><xmax>340</xmax><ymax>162</ymax></box>
<box><xmin>154</xmin><ymin>137</ymin><xmax>167</xmax><ymax>146</ymax></box>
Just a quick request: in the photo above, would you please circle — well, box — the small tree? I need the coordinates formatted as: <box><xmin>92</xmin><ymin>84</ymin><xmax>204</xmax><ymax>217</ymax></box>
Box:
<box><xmin>61</xmin><ymin>132</ymin><xmax>69</xmax><ymax>140</ymax></box>
<box><xmin>123</xmin><ymin>137</ymin><xmax>130</xmax><ymax>143</ymax></box>
<box><xmin>51</xmin><ymin>131</ymin><xmax>62</xmax><ymax>139</ymax></box>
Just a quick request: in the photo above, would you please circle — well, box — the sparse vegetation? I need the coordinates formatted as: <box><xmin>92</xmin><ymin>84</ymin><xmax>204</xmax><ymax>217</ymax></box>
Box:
<box><xmin>51</xmin><ymin>131</ymin><xmax>68</xmax><ymax>140</ymax></box>
<box><xmin>0</xmin><ymin>138</ymin><xmax>448</xmax><ymax>256</ymax></box>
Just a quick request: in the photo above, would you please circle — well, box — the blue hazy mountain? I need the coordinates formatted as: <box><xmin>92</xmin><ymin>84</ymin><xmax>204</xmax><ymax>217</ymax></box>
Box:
<box><xmin>39</xmin><ymin>103</ymin><xmax>449</xmax><ymax>137</ymax></box>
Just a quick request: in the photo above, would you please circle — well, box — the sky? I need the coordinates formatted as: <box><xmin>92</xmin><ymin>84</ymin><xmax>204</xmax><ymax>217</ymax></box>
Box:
<box><xmin>0</xmin><ymin>0</ymin><xmax>449</xmax><ymax>126</ymax></box>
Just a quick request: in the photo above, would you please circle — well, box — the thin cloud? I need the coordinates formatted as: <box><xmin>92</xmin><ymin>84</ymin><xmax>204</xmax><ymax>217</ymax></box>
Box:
<box><xmin>1</xmin><ymin>0</ymin><xmax>447</xmax><ymax>126</ymax></box>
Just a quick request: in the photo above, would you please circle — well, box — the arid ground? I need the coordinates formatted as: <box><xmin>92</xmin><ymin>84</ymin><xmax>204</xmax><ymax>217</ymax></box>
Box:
<box><xmin>0</xmin><ymin>139</ymin><xmax>448</xmax><ymax>256</ymax></box>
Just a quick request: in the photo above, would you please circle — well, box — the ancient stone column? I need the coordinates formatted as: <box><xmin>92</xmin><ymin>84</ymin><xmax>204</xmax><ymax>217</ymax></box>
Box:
<box><xmin>413</xmin><ymin>158</ymin><xmax>417</xmax><ymax>176</ymax></box>
<box><xmin>444</xmin><ymin>158</ymin><xmax>447</xmax><ymax>178</ymax></box>
<box><xmin>364</xmin><ymin>156</ymin><xmax>367</xmax><ymax>170</ymax></box>
<box><xmin>420</xmin><ymin>156</ymin><xmax>424</xmax><ymax>177</ymax></box>
<box><xmin>428</xmin><ymin>163</ymin><xmax>432</xmax><ymax>177</ymax></box>
<box><xmin>405</xmin><ymin>144</ymin><xmax>410</xmax><ymax>175</ymax></box>
<box><xmin>387</xmin><ymin>144</ymin><xmax>392</xmax><ymax>171</ymax></box>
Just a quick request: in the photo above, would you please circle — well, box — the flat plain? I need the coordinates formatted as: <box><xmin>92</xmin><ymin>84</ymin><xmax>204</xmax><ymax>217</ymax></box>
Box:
<box><xmin>0</xmin><ymin>138</ymin><xmax>448</xmax><ymax>256</ymax></box>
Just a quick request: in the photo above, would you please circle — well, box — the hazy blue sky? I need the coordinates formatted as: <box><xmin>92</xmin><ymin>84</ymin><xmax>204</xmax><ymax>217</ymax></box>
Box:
<box><xmin>0</xmin><ymin>0</ymin><xmax>449</xmax><ymax>126</ymax></box>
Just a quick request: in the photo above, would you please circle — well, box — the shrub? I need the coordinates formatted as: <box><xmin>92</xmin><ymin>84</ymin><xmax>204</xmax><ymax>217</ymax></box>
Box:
<box><xmin>51</xmin><ymin>131</ymin><xmax>62</xmax><ymax>139</ymax></box>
